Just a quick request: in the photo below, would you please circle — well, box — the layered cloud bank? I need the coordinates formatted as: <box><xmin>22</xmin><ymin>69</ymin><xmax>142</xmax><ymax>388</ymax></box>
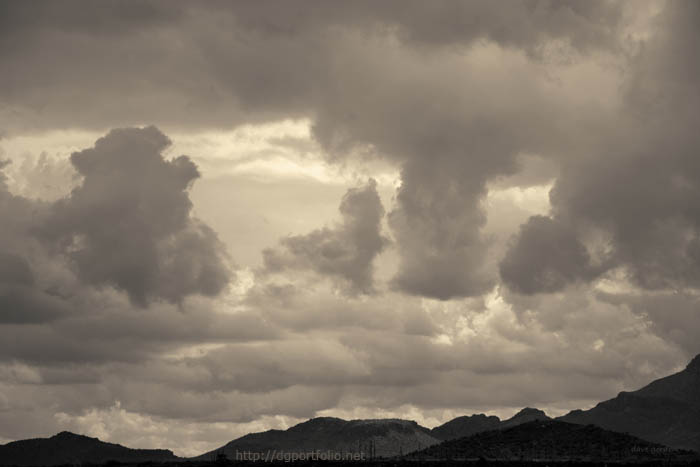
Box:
<box><xmin>1</xmin><ymin>0</ymin><xmax>699</xmax><ymax>458</ymax></box>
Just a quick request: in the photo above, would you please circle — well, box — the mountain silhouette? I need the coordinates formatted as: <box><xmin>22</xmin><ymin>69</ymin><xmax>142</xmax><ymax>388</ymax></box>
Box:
<box><xmin>0</xmin><ymin>431</ymin><xmax>179</xmax><ymax>466</ymax></box>
<box><xmin>431</xmin><ymin>413</ymin><xmax>501</xmax><ymax>441</ymax></box>
<box><xmin>500</xmin><ymin>407</ymin><xmax>551</xmax><ymax>428</ymax></box>
<box><xmin>559</xmin><ymin>353</ymin><xmax>700</xmax><ymax>451</ymax></box>
<box><xmin>431</xmin><ymin>407</ymin><xmax>550</xmax><ymax>441</ymax></box>
<box><xmin>198</xmin><ymin>409</ymin><xmax>554</xmax><ymax>460</ymax></box>
<box><xmin>411</xmin><ymin>419</ymin><xmax>693</xmax><ymax>462</ymax></box>
<box><xmin>196</xmin><ymin>417</ymin><xmax>439</xmax><ymax>459</ymax></box>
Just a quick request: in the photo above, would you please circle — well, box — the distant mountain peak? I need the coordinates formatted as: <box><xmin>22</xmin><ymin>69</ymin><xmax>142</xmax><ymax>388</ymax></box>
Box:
<box><xmin>500</xmin><ymin>407</ymin><xmax>550</xmax><ymax>429</ymax></box>
<box><xmin>430</xmin><ymin>413</ymin><xmax>501</xmax><ymax>441</ymax></box>
<box><xmin>512</xmin><ymin>407</ymin><xmax>548</xmax><ymax>418</ymax></box>
<box><xmin>686</xmin><ymin>353</ymin><xmax>700</xmax><ymax>372</ymax></box>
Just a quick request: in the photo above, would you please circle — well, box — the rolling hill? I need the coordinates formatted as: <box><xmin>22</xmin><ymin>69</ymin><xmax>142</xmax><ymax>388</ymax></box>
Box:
<box><xmin>0</xmin><ymin>431</ymin><xmax>180</xmax><ymax>466</ymax></box>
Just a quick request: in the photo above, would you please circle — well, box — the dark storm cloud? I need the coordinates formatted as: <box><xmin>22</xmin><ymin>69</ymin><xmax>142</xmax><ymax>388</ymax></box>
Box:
<box><xmin>0</xmin><ymin>252</ymin><xmax>34</xmax><ymax>286</ymax></box>
<box><xmin>300</xmin><ymin>9</ymin><xmax>620</xmax><ymax>299</ymax></box>
<box><xmin>387</xmin><ymin>159</ymin><xmax>492</xmax><ymax>299</ymax></box>
<box><xmin>384</xmin><ymin>0</ymin><xmax>623</xmax><ymax>53</ymax></box>
<box><xmin>212</xmin><ymin>0</ymin><xmax>623</xmax><ymax>54</ymax></box>
<box><xmin>501</xmin><ymin>2</ymin><xmax>700</xmax><ymax>295</ymax></box>
<box><xmin>263</xmin><ymin>179</ymin><xmax>388</xmax><ymax>295</ymax></box>
<box><xmin>309</xmin><ymin>35</ymin><xmax>608</xmax><ymax>299</ymax></box>
<box><xmin>0</xmin><ymin>0</ymin><xmax>625</xmax><ymax>130</ymax></box>
<box><xmin>39</xmin><ymin>126</ymin><xmax>231</xmax><ymax>305</ymax></box>
<box><xmin>0</xmin><ymin>286</ymin><xmax>72</xmax><ymax>324</ymax></box>
<box><xmin>499</xmin><ymin>215</ymin><xmax>602</xmax><ymax>294</ymax></box>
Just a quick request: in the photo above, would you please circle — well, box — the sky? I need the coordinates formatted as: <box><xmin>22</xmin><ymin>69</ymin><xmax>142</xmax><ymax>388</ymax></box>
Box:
<box><xmin>1</xmin><ymin>0</ymin><xmax>700</xmax><ymax>457</ymax></box>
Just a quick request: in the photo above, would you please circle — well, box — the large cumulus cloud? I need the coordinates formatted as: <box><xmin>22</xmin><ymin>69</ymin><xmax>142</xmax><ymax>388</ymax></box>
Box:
<box><xmin>38</xmin><ymin>126</ymin><xmax>231</xmax><ymax>305</ymax></box>
<box><xmin>0</xmin><ymin>126</ymin><xmax>240</xmax><ymax>356</ymax></box>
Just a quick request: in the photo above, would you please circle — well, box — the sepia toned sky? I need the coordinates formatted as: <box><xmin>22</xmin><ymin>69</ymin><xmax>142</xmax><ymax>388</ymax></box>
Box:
<box><xmin>1</xmin><ymin>0</ymin><xmax>700</xmax><ymax>457</ymax></box>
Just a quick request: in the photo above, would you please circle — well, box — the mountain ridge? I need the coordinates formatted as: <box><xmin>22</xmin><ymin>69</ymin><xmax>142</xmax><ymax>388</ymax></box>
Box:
<box><xmin>195</xmin><ymin>417</ymin><xmax>439</xmax><ymax>459</ymax></box>
<box><xmin>558</xmin><ymin>353</ymin><xmax>700</xmax><ymax>451</ymax></box>
<box><xmin>193</xmin><ymin>406</ymin><xmax>555</xmax><ymax>460</ymax></box>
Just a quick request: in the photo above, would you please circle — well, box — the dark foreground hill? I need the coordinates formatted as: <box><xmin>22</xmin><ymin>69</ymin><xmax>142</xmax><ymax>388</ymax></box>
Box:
<box><xmin>410</xmin><ymin>420</ymin><xmax>696</xmax><ymax>462</ymax></box>
<box><xmin>196</xmin><ymin>417</ymin><xmax>439</xmax><ymax>460</ymax></box>
<box><xmin>0</xmin><ymin>431</ymin><xmax>180</xmax><ymax>466</ymax></box>
<box><xmin>559</xmin><ymin>354</ymin><xmax>700</xmax><ymax>451</ymax></box>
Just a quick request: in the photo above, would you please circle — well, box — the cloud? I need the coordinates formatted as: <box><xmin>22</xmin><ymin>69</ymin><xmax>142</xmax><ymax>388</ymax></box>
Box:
<box><xmin>0</xmin><ymin>0</ymin><xmax>625</xmax><ymax>132</ymax></box>
<box><xmin>0</xmin><ymin>252</ymin><xmax>34</xmax><ymax>286</ymax></box>
<box><xmin>305</xmin><ymin>26</ymin><xmax>620</xmax><ymax>299</ymax></box>
<box><xmin>263</xmin><ymin>179</ymin><xmax>388</xmax><ymax>294</ymax></box>
<box><xmin>38</xmin><ymin>126</ymin><xmax>231</xmax><ymax>306</ymax></box>
<box><xmin>501</xmin><ymin>2</ymin><xmax>700</xmax><ymax>295</ymax></box>
<box><xmin>0</xmin><ymin>126</ymin><xmax>261</xmax><ymax>365</ymax></box>
<box><xmin>245</xmin><ymin>283</ymin><xmax>437</xmax><ymax>336</ymax></box>
<box><xmin>388</xmin><ymin>159</ymin><xmax>494</xmax><ymax>299</ymax></box>
<box><xmin>0</xmin><ymin>162</ymin><xmax>73</xmax><ymax>324</ymax></box>
<box><xmin>597</xmin><ymin>290</ymin><xmax>700</xmax><ymax>357</ymax></box>
<box><xmin>499</xmin><ymin>215</ymin><xmax>603</xmax><ymax>294</ymax></box>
